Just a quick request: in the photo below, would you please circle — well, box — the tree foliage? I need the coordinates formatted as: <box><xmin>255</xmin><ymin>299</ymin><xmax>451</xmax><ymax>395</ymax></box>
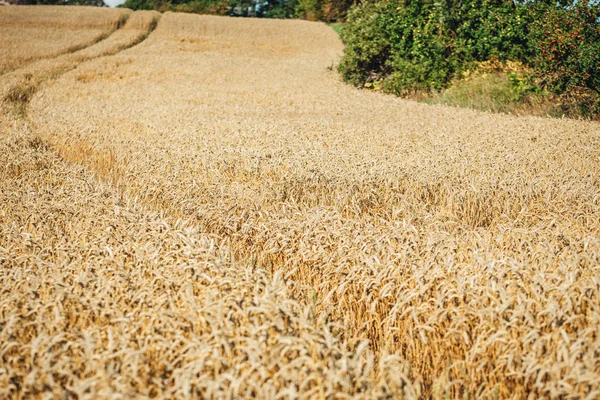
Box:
<box><xmin>338</xmin><ymin>0</ymin><xmax>599</xmax><ymax>113</ymax></box>
<box><xmin>120</xmin><ymin>0</ymin><xmax>353</xmax><ymax>20</ymax></box>
<box><xmin>339</xmin><ymin>0</ymin><xmax>540</xmax><ymax>94</ymax></box>
<box><xmin>533</xmin><ymin>1</ymin><xmax>600</xmax><ymax>97</ymax></box>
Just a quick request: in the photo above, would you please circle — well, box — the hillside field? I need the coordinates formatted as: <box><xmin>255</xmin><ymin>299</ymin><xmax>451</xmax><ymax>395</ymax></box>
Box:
<box><xmin>1</xmin><ymin>6</ymin><xmax>600</xmax><ymax>399</ymax></box>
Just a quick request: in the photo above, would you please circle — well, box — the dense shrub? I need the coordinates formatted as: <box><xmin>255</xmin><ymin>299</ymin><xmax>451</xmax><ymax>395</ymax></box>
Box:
<box><xmin>339</xmin><ymin>0</ymin><xmax>538</xmax><ymax>94</ymax></box>
<box><xmin>120</xmin><ymin>0</ymin><xmax>155</xmax><ymax>10</ymax></box>
<box><xmin>336</xmin><ymin>1</ymin><xmax>393</xmax><ymax>86</ymax></box>
<box><xmin>532</xmin><ymin>1</ymin><xmax>600</xmax><ymax>106</ymax></box>
<box><xmin>383</xmin><ymin>1</ymin><xmax>454</xmax><ymax>93</ymax></box>
<box><xmin>263</xmin><ymin>0</ymin><xmax>298</xmax><ymax>18</ymax></box>
<box><xmin>338</xmin><ymin>0</ymin><xmax>599</xmax><ymax>115</ymax></box>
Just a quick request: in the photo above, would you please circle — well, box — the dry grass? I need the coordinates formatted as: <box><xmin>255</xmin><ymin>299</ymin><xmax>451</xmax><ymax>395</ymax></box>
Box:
<box><xmin>2</xmin><ymin>8</ymin><xmax>600</xmax><ymax>399</ymax></box>
<box><xmin>0</xmin><ymin>6</ymin><xmax>130</xmax><ymax>75</ymax></box>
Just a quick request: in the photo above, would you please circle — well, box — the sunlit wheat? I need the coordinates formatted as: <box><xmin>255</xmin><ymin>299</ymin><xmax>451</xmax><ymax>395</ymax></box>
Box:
<box><xmin>1</xmin><ymin>8</ymin><xmax>599</xmax><ymax>399</ymax></box>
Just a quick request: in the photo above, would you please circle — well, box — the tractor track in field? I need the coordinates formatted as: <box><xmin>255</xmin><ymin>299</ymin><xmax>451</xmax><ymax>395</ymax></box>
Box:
<box><xmin>1</xmin><ymin>10</ymin><xmax>160</xmax><ymax>116</ymax></box>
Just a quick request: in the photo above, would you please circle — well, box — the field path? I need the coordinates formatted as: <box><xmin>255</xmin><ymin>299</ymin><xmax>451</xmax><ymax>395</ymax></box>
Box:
<box><xmin>3</xmin><ymin>11</ymin><xmax>600</xmax><ymax>398</ymax></box>
<box><xmin>0</xmin><ymin>5</ymin><xmax>130</xmax><ymax>76</ymax></box>
<box><xmin>0</xmin><ymin>10</ymin><xmax>159</xmax><ymax>107</ymax></box>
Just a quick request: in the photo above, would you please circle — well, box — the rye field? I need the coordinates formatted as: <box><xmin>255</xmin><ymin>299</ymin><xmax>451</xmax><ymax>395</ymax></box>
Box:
<box><xmin>1</xmin><ymin>6</ymin><xmax>600</xmax><ymax>399</ymax></box>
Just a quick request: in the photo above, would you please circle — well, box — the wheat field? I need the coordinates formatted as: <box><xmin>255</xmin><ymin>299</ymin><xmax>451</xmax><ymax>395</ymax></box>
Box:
<box><xmin>0</xmin><ymin>6</ymin><xmax>130</xmax><ymax>74</ymax></box>
<box><xmin>1</xmin><ymin>7</ymin><xmax>600</xmax><ymax>399</ymax></box>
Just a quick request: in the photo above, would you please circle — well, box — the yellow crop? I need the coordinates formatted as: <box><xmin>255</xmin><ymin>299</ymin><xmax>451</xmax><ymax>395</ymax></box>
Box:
<box><xmin>1</xmin><ymin>8</ymin><xmax>599</xmax><ymax>399</ymax></box>
<box><xmin>0</xmin><ymin>6</ymin><xmax>129</xmax><ymax>74</ymax></box>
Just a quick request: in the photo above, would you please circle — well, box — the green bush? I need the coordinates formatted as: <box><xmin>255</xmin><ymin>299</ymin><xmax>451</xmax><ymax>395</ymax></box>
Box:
<box><xmin>337</xmin><ymin>1</ymin><xmax>393</xmax><ymax>86</ymax></box>
<box><xmin>295</xmin><ymin>0</ymin><xmax>321</xmax><ymax>20</ymax></box>
<box><xmin>338</xmin><ymin>0</ymin><xmax>538</xmax><ymax>94</ymax></box>
<box><xmin>120</xmin><ymin>0</ymin><xmax>155</xmax><ymax>10</ymax></box>
<box><xmin>338</xmin><ymin>0</ymin><xmax>600</xmax><ymax>116</ymax></box>
<box><xmin>450</xmin><ymin>0</ymin><xmax>536</xmax><ymax>63</ymax></box>
<box><xmin>383</xmin><ymin>2</ymin><xmax>454</xmax><ymax>94</ymax></box>
<box><xmin>531</xmin><ymin>1</ymin><xmax>600</xmax><ymax>113</ymax></box>
<box><xmin>263</xmin><ymin>0</ymin><xmax>299</xmax><ymax>18</ymax></box>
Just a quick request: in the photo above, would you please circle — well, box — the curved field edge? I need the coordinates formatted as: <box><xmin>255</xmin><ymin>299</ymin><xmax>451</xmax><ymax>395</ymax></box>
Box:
<box><xmin>4</xmin><ymin>9</ymin><xmax>600</xmax><ymax>399</ymax></box>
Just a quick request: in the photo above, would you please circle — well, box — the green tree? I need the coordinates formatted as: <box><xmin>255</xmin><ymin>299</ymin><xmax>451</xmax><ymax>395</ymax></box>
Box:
<box><xmin>338</xmin><ymin>0</ymin><xmax>539</xmax><ymax>93</ymax></box>
<box><xmin>120</xmin><ymin>0</ymin><xmax>154</xmax><ymax>9</ymax></box>
<box><xmin>532</xmin><ymin>1</ymin><xmax>600</xmax><ymax>96</ymax></box>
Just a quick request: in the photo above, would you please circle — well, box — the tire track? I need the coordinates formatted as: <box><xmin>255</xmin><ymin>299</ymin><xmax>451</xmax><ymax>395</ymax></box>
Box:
<box><xmin>0</xmin><ymin>10</ymin><xmax>161</xmax><ymax>117</ymax></box>
<box><xmin>0</xmin><ymin>7</ymin><xmax>130</xmax><ymax>77</ymax></box>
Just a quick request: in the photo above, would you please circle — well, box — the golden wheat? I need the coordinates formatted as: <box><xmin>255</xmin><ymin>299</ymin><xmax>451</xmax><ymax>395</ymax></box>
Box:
<box><xmin>0</xmin><ymin>6</ymin><xmax>130</xmax><ymax>74</ymax></box>
<box><xmin>2</xmin><ymin>8</ymin><xmax>600</xmax><ymax>399</ymax></box>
